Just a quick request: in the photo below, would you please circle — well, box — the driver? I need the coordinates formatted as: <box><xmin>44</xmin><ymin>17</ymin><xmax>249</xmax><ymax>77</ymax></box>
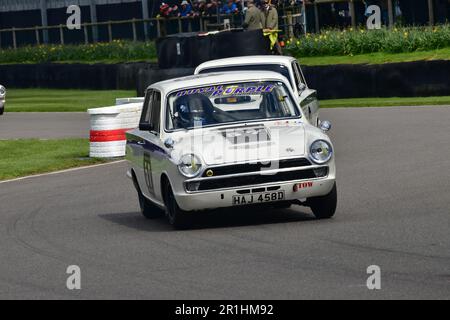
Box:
<box><xmin>189</xmin><ymin>95</ymin><xmax>208</xmax><ymax>126</ymax></box>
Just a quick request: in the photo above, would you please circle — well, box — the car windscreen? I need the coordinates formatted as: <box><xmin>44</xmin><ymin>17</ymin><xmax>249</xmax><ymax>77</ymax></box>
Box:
<box><xmin>198</xmin><ymin>64</ymin><xmax>293</xmax><ymax>88</ymax></box>
<box><xmin>166</xmin><ymin>81</ymin><xmax>299</xmax><ymax>130</ymax></box>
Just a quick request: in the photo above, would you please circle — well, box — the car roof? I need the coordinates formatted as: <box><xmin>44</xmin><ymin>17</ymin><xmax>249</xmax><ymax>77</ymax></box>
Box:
<box><xmin>195</xmin><ymin>55</ymin><xmax>297</xmax><ymax>73</ymax></box>
<box><xmin>148</xmin><ymin>71</ymin><xmax>292</xmax><ymax>94</ymax></box>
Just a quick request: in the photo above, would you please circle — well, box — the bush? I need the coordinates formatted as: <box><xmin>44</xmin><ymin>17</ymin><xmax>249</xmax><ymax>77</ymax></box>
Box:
<box><xmin>285</xmin><ymin>24</ymin><xmax>450</xmax><ymax>57</ymax></box>
<box><xmin>0</xmin><ymin>40</ymin><xmax>157</xmax><ymax>64</ymax></box>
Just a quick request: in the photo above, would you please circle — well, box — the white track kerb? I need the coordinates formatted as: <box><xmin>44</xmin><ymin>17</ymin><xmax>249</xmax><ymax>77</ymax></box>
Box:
<box><xmin>87</xmin><ymin>98</ymin><xmax>144</xmax><ymax>158</ymax></box>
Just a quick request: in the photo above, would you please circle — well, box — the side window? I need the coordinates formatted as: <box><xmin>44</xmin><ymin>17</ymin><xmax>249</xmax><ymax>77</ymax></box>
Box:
<box><xmin>140</xmin><ymin>89</ymin><xmax>153</xmax><ymax>125</ymax></box>
<box><xmin>150</xmin><ymin>91</ymin><xmax>161</xmax><ymax>133</ymax></box>
<box><xmin>291</xmin><ymin>62</ymin><xmax>302</xmax><ymax>89</ymax></box>
<box><xmin>294</xmin><ymin>62</ymin><xmax>307</xmax><ymax>87</ymax></box>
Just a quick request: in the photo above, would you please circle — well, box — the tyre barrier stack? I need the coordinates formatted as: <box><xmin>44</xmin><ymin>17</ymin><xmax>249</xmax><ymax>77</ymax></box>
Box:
<box><xmin>88</xmin><ymin>101</ymin><xmax>143</xmax><ymax>158</ymax></box>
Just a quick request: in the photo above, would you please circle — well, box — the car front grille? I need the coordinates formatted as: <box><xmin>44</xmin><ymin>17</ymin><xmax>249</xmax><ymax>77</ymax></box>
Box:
<box><xmin>186</xmin><ymin>167</ymin><xmax>328</xmax><ymax>191</ymax></box>
<box><xmin>201</xmin><ymin>158</ymin><xmax>312</xmax><ymax>177</ymax></box>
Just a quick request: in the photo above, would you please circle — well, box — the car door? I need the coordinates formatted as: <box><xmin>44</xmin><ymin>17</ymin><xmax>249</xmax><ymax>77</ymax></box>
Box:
<box><xmin>292</xmin><ymin>61</ymin><xmax>320</xmax><ymax>126</ymax></box>
<box><xmin>135</xmin><ymin>89</ymin><xmax>164</xmax><ymax>201</ymax></box>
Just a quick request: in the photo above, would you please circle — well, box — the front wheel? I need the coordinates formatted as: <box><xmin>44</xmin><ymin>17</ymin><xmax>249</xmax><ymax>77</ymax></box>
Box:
<box><xmin>164</xmin><ymin>183</ymin><xmax>191</xmax><ymax>229</ymax></box>
<box><xmin>133</xmin><ymin>173</ymin><xmax>164</xmax><ymax>219</ymax></box>
<box><xmin>308</xmin><ymin>183</ymin><xmax>337</xmax><ymax>219</ymax></box>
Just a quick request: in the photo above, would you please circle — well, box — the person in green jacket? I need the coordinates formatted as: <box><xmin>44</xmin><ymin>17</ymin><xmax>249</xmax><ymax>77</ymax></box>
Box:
<box><xmin>243</xmin><ymin>0</ymin><xmax>264</xmax><ymax>30</ymax></box>
<box><xmin>262</xmin><ymin>0</ymin><xmax>279</xmax><ymax>30</ymax></box>
<box><xmin>262</xmin><ymin>0</ymin><xmax>282</xmax><ymax>54</ymax></box>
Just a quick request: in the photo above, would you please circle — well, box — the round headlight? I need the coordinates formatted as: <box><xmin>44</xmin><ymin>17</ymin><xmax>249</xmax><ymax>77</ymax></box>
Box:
<box><xmin>178</xmin><ymin>154</ymin><xmax>203</xmax><ymax>178</ymax></box>
<box><xmin>309</xmin><ymin>140</ymin><xmax>333</xmax><ymax>164</ymax></box>
<box><xmin>0</xmin><ymin>86</ymin><xmax>5</xmax><ymax>97</ymax></box>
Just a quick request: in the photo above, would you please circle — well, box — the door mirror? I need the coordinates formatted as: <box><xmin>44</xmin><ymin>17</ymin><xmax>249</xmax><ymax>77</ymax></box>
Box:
<box><xmin>298</xmin><ymin>83</ymin><xmax>306</xmax><ymax>93</ymax></box>
<box><xmin>164</xmin><ymin>138</ymin><xmax>175</xmax><ymax>149</ymax></box>
<box><xmin>139</xmin><ymin>123</ymin><xmax>153</xmax><ymax>131</ymax></box>
<box><xmin>319</xmin><ymin>120</ymin><xmax>332</xmax><ymax>132</ymax></box>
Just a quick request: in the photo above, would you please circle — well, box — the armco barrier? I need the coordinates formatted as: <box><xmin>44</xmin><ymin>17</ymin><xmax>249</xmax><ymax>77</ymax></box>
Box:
<box><xmin>88</xmin><ymin>102</ymin><xmax>143</xmax><ymax>158</ymax></box>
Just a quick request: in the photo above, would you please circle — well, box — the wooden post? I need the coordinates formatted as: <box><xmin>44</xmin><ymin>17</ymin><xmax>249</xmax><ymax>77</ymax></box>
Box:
<box><xmin>188</xmin><ymin>19</ymin><xmax>192</xmax><ymax>33</ymax></box>
<box><xmin>108</xmin><ymin>22</ymin><xmax>113</xmax><ymax>42</ymax></box>
<box><xmin>59</xmin><ymin>25</ymin><xmax>65</xmax><ymax>45</ymax></box>
<box><xmin>314</xmin><ymin>2</ymin><xmax>320</xmax><ymax>33</ymax></box>
<box><xmin>156</xmin><ymin>18</ymin><xmax>161</xmax><ymax>38</ymax></box>
<box><xmin>349</xmin><ymin>0</ymin><xmax>356</xmax><ymax>29</ymax></box>
<box><xmin>302</xmin><ymin>0</ymin><xmax>307</xmax><ymax>34</ymax></box>
<box><xmin>387</xmin><ymin>0</ymin><xmax>394</xmax><ymax>28</ymax></box>
<box><xmin>84</xmin><ymin>25</ymin><xmax>89</xmax><ymax>44</ymax></box>
<box><xmin>287</xmin><ymin>14</ymin><xmax>294</xmax><ymax>39</ymax></box>
<box><xmin>90</xmin><ymin>0</ymin><xmax>99</xmax><ymax>43</ymax></box>
<box><xmin>178</xmin><ymin>18</ymin><xmax>183</xmax><ymax>33</ymax></box>
<box><xmin>141</xmin><ymin>0</ymin><xmax>149</xmax><ymax>41</ymax></box>
<box><xmin>35</xmin><ymin>27</ymin><xmax>40</xmax><ymax>45</ymax></box>
<box><xmin>283</xmin><ymin>16</ymin><xmax>288</xmax><ymax>36</ymax></box>
<box><xmin>12</xmin><ymin>28</ymin><xmax>17</xmax><ymax>49</ymax></box>
<box><xmin>428</xmin><ymin>0</ymin><xmax>435</xmax><ymax>26</ymax></box>
<box><xmin>40</xmin><ymin>0</ymin><xmax>49</xmax><ymax>44</ymax></box>
<box><xmin>132</xmin><ymin>19</ymin><xmax>137</xmax><ymax>42</ymax></box>
<box><xmin>199</xmin><ymin>17</ymin><xmax>204</xmax><ymax>32</ymax></box>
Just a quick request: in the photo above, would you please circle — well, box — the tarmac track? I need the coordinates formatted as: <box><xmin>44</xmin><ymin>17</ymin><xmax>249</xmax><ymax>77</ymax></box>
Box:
<box><xmin>0</xmin><ymin>106</ymin><xmax>449</xmax><ymax>299</ymax></box>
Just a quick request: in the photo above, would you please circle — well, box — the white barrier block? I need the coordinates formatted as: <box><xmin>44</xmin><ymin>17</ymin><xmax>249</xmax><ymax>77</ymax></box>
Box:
<box><xmin>87</xmin><ymin>102</ymin><xmax>144</xmax><ymax>158</ymax></box>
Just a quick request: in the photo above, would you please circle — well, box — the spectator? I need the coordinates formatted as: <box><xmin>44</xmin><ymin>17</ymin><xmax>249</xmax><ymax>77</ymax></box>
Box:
<box><xmin>243</xmin><ymin>0</ymin><xmax>264</xmax><ymax>30</ymax></box>
<box><xmin>206</xmin><ymin>0</ymin><xmax>219</xmax><ymax>16</ymax></box>
<box><xmin>159</xmin><ymin>2</ymin><xmax>180</xmax><ymax>18</ymax></box>
<box><xmin>179</xmin><ymin>0</ymin><xmax>193</xmax><ymax>16</ymax></box>
<box><xmin>222</xmin><ymin>0</ymin><xmax>239</xmax><ymax>14</ymax></box>
<box><xmin>262</xmin><ymin>0</ymin><xmax>279</xmax><ymax>30</ymax></box>
<box><xmin>262</xmin><ymin>0</ymin><xmax>281</xmax><ymax>54</ymax></box>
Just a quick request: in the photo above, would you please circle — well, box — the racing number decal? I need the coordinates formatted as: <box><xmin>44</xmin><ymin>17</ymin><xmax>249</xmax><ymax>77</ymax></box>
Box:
<box><xmin>143</xmin><ymin>153</ymin><xmax>154</xmax><ymax>194</ymax></box>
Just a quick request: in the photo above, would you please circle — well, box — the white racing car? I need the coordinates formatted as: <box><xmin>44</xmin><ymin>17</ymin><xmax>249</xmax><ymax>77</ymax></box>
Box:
<box><xmin>126</xmin><ymin>71</ymin><xmax>337</xmax><ymax>229</ymax></box>
<box><xmin>0</xmin><ymin>85</ymin><xmax>5</xmax><ymax>115</ymax></box>
<box><xmin>195</xmin><ymin>55</ymin><xmax>320</xmax><ymax>126</ymax></box>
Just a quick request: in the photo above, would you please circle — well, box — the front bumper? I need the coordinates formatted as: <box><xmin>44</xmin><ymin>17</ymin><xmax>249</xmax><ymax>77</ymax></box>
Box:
<box><xmin>174</xmin><ymin>176</ymin><xmax>336</xmax><ymax>211</ymax></box>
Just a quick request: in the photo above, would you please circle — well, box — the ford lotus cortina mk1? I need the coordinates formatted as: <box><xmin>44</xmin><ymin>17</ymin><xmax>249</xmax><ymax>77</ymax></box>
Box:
<box><xmin>126</xmin><ymin>72</ymin><xmax>337</xmax><ymax>229</ymax></box>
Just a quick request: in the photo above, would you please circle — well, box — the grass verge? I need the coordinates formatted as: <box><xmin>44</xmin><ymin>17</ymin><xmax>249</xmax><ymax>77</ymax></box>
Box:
<box><xmin>0</xmin><ymin>139</ymin><xmax>107</xmax><ymax>181</ymax></box>
<box><xmin>4</xmin><ymin>89</ymin><xmax>450</xmax><ymax>113</ymax></box>
<box><xmin>6</xmin><ymin>88</ymin><xmax>136</xmax><ymax>112</ymax></box>
<box><xmin>321</xmin><ymin>96</ymin><xmax>450</xmax><ymax>108</ymax></box>
<box><xmin>300</xmin><ymin>47</ymin><xmax>450</xmax><ymax>66</ymax></box>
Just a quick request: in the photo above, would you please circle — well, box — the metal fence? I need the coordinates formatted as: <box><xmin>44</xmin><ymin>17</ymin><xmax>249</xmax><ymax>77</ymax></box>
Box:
<box><xmin>0</xmin><ymin>12</ymin><xmax>304</xmax><ymax>49</ymax></box>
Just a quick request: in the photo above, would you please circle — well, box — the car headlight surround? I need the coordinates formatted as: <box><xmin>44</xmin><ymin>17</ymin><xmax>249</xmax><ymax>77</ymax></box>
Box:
<box><xmin>0</xmin><ymin>86</ymin><xmax>5</xmax><ymax>97</ymax></box>
<box><xmin>178</xmin><ymin>153</ymin><xmax>203</xmax><ymax>178</ymax></box>
<box><xmin>309</xmin><ymin>139</ymin><xmax>333</xmax><ymax>164</ymax></box>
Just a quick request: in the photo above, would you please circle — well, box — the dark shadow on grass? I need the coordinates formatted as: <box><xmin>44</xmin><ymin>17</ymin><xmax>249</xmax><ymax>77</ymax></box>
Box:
<box><xmin>99</xmin><ymin>206</ymin><xmax>316</xmax><ymax>232</ymax></box>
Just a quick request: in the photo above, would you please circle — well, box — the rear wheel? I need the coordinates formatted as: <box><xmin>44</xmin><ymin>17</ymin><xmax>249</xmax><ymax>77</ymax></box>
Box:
<box><xmin>132</xmin><ymin>172</ymin><xmax>163</xmax><ymax>219</ymax></box>
<box><xmin>164</xmin><ymin>183</ymin><xmax>191</xmax><ymax>229</ymax></box>
<box><xmin>308</xmin><ymin>183</ymin><xmax>337</xmax><ymax>219</ymax></box>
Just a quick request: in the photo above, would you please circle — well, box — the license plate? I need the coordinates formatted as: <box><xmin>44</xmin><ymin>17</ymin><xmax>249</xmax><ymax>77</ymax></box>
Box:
<box><xmin>232</xmin><ymin>191</ymin><xmax>285</xmax><ymax>206</ymax></box>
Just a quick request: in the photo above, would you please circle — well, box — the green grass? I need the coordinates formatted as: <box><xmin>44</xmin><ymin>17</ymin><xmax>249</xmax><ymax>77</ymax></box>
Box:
<box><xmin>6</xmin><ymin>88</ymin><xmax>135</xmax><ymax>112</ymax></box>
<box><xmin>0</xmin><ymin>139</ymin><xmax>107</xmax><ymax>181</ymax></box>
<box><xmin>299</xmin><ymin>47</ymin><xmax>450</xmax><ymax>66</ymax></box>
<box><xmin>321</xmin><ymin>96</ymin><xmax>450</xmax><ymax>108</ymax></box>
<box><xmin>5</xmin><ymin>89</ymin><xmax>450</xmax><ymax>113</ymax></box>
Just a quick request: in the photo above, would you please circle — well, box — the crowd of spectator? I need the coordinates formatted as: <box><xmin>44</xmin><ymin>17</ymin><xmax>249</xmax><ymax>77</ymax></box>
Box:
<box><xmin>158</xmin><ymin>0</ymin><xmax>297</xmax><ymax>18</ymax></box>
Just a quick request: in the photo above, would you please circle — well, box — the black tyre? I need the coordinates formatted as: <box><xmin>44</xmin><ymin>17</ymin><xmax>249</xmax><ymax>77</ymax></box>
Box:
<box><xmin>0</xmin><ymin>107</ymin><xmax>4</xmax><ymax>115</ymax></box>
<box><xmin>164</xmin><ymin>183</ymin><xmax>191</xmax><ymax>229</ymax></box>
<box><xmin>308</xmin><ymin>183</ymin><xmax>337</xmax><ymax>219</ymax></box>
<box><xmin>132</xmin><ymin>173</ymin><xmax>163</xmax><ymax>219</ymax></box>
